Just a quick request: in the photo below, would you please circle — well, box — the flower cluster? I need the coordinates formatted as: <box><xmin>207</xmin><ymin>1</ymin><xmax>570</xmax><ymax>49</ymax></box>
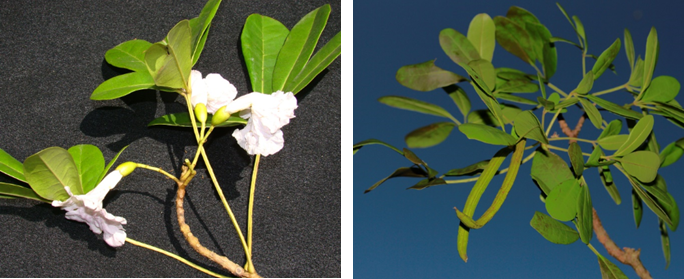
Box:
<box><xmin>190</xmin><ymin>70</ymin><xmax>298</xmax><ymax>156</ymax></box>
<box><xmin>52</xmin><ymin>170</ymin><xmax>127</xmax><ymax>247</ymax></box>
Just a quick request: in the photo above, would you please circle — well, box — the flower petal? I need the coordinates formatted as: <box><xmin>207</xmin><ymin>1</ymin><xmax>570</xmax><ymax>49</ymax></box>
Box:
<box><xmin>204</xmin><ymin>73</ymin><xmax>237</xmax><ymax>114</ymax></box>
<box><xmin>190</xmin><ymin>70</ymin><xmax>208</xmax><ymax>108</ymax></box>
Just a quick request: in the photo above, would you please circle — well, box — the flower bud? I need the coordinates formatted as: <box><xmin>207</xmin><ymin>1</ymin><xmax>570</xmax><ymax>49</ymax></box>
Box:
<box><xmin>211</xmin><ymin>105</ymin><xmax>230</xmax><ymax>126</ymax></box>
<box><xmin>194</xmin><ymin>103</ymin><xmax>207</xmax><ymax>124</ymax></box>
<box><xmin>115</xmin><ymin>161</ymin><xmax>137</xmax><ymax>177</ymax></box>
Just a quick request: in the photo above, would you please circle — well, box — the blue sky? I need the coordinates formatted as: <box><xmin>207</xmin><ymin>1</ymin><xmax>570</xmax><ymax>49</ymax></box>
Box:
<box><xmin>353</xmin><ymin>0</ymin><xmax>684</xmax><ymax>278</ymax></box>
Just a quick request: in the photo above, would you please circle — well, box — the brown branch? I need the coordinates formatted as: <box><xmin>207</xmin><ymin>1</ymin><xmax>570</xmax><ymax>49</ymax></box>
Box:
<box><xmin>176</xmin><ymin>166</ymin><xmax>261</xmax><ymax>278</ymax></box>
<box><xmin>593</xmin><ymin>208</ymin><xmax>652</xmax><ymax>279</ymax></box>
<box><xmin>556</xmin><ymin>113</ymin><xmax>586</xmax><ymax>143</ymax></box>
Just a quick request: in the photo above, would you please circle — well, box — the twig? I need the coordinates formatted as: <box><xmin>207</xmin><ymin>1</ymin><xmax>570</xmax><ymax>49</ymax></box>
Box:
<box><xmin>592</xmin><ymin>208</ymin><xmax>652</xmax><ymax>279</ymax></box>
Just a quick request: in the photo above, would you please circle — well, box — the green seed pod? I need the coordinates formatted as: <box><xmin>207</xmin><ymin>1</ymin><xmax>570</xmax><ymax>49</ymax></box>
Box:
<box><xmin>211</xmin><ymin>106</ymin><xmax>230</xmax><ymax>126</ymax></box>
<box><xmin>116</xmin><ymin>161</ymin><xmax>138</xmax><ymax>177</ymax></box>
<box><xmin>194</xmin><ymin>103</ymin><xmax>207</xmax><ymax>124</ymax></box>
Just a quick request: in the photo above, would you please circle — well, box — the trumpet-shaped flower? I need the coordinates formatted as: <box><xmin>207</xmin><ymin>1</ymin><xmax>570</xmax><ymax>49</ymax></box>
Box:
<box><xmin>52</xmin><ymin>170</ymin><xmax>127</xmax><ymax>247</ymax></box>
<box><xmin>225</xmin><ymin>91</ymin><xmax>298</xmax><ymax>156</ymax></box>
<box><xmin>189</xmin><ymin>70</ymin><xmax>237</xmax><ymax>114</ymax></box>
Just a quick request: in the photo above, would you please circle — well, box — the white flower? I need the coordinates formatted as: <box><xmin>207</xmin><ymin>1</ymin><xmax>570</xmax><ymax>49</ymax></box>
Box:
<box><xmin>52</xmin><ymin>170</ymin><xmax>127</xmax><ymax>247</ymax></box>
<box><xmin>226</xmin><ymin>91</ymin><xmax>298</xmax><ymax>156</ymax></box>
<box><xmin>189</xmin><ymin>70</ymin><xmax>237</xmax><ymax>114</ymax></box>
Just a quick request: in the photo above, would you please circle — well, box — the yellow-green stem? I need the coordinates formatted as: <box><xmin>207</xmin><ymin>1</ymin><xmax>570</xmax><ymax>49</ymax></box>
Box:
<box><xmin>125</xmin><ymin>237</ymin><xmax>228</xmax><ymax>278</ymax></box>
<box><xmin>592</xmin><ymin>83</ymin><xmax>628</xmax><ymax>97</ymax></box>
<box><xmin>546</xmin><ymin>145</ymin><xmax>593</xmax><ymax>157</ymax></box>
<box><xmin>136</xmin><ymin>164</ymin><xmax>181</xmax><ymax>183</ymax></box>
<box><xmin>547</xmin><ymin>83</ymin><xmax>569</xmax><ymax>98</ymax></box>
<box><xmin>245</xmin><ymin>154</ymin><xmax>261</xmax><ymax>273</ymax></box>
<box><xmin>545</xmin><ymin>108</ymin><xmax>563</xmax><ymax>136</ymax></box>
<box><xmin>548</xmin><ymin>137</ymin><xmax>596</xmax><ymax>144</ymax></box>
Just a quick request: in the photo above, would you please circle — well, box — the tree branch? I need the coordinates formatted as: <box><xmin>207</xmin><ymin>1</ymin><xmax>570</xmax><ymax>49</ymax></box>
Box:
<box><xmin>593</xmin><ymin>208</ymin><xmax>652</xmax><ymax>279</ymax></box>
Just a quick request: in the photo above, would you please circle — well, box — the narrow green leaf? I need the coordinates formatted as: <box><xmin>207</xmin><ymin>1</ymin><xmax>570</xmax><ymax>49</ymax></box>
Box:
<box><xmin>272</xmin><ymin>4</ymin><xmax>331</xmax><ymax>91</ymax></box>
<box><xmin>644</xmin><ymin>175</ymin><xmax>679</xmax><ymax>231</ymax></box>
<box><xmin>189</xmin><ymin>0</ymin><xmax>222</xmax><ymax>66</ymax></box>
<box><xmin>630</xmin><ymin>56</ymin><xmax>645</xmax><ymax>88</ymax></box>
<box><xmin>632</xmin><ymin>189</ymin><xmax>643</xmax><ymax>228</ymax></box>
<box><xmin>555</xmin><ymin>3</ymin><xmax>576</xmax><ymax>33</ymax></box>
<box><xmin>530</xmin><ymin>211</ymin><xmax>579</xmax><ymax>244</ymax></box>
<box><xmin>496</xmin><ymin>67</ymin><xmax>533</xmax><ymax>81</ymax></box>
<box><xmin>23</xmin><ymin>147</ymin><xmax>82</xmax><ymax>201</ymax></box>
<box><xmin>660</xmin><ymin>140</ymin><xmax>684</xmax><ymax>167</ymax></box>
<box><xmin>585</xmin><ymin>94</ymin><xmax>643</xmax><ymax>119</ymax></box>
<box><xmin>402</xmin><ymin>148</ymin><xmax>424</xmax><ymax>165</ymax></box>
<box><xmin>98</xmin><ymin>145</ymin><xmax>129</xmax><ymax>186</ymax></box>
<box><xmin>600</xmin><ymin>164</ymin><xmax>622</xmax><ymax>205</ymax></box>
<box><xmin>618</xmin><ymin>151</ymin><xmax>660</xmax><ymax>183</ymax></box>
<box><xmin>467</xmin><ymin>59</ymin><xmax>496</xmax><ymax>92</ymax></box>
<box><xmin>493</xmin><ymin>16</ymin><xmax>533</xmax><ymax>64</ymax></box>
<box><xmin>289</xmin><ymin>31</ymin><xmax>341</xmax><ymax>94</ymax></box>
<box><xmin>405</xmin><ymin>122</ymin><xmax>456</xmax><ymax>148</ymax></box>
<box><xmin>439</xmin><ymin>28</ymin><xmax>481</xmax><ymax>66</ymax></box>
<box><xmin>0</xmin><ymin>182</ymin><xmax>50</xmax><ymax>203</ymax></box>
<box><xmin>148</xmin><ymin>112</ymin><xmax>247</xmax><ymax>128</ymax></box>
<box><xmin>597</xmin><ymin>254</ymin><xmax>629</xmax><ymax>279</ymax></box>
<box><xmin>568</xmin><ymin>142</ymin><xmax>584</xmax><ymax>177</ymax></box>
<box><xmin>579</xmin><ymin>97</ymin><xmax>602</xmax><ymax>129</ymax></box>
<box><xmin>642</xmin><ymin>27</ymin><xmax>659</xmax><ymax>92</ymax></box>
<box><xmin>241</xmin><ymin>14</ymin><xmax>289</xmax><ymax>94</ymax></box>
<box><xmin>624</xmin><ymin>29</ymin><xmax>635</xmax><ymax>71</ymax></box>
<box><xmin>641</xmin><ymin>75</ymin><xmax>680</xmax><ymax>103</ymax></box>
<box><xmin>627</xmin><ymin>173</ymin><xmax>672</xmax><ymax>228</ymax></box>
<box><xmin>396</xmin><ymin>60</ymin><xmax>467</xmax><ymax>92</ymax></box>
<box><xmin>378</xmin><ymin>96</ymin><xmax>456</xmax><ymax>120</ymax></box>
<box><xmin>546</xmin><ymin>179</ymin><xmax>582</xmax><ymax>221</ymax></box>
<box><xmin>572</xmin><ymin>16</ymin><xmax>587</xmax><ymax>49</ymax></box>
<box><xmin>550</xmin><ymin>36</ymin><xmax>581</xmax><ymax>48</ymax></box>
<box><xmin>104</xmin><ymin>39</ymin><xmax>153</xmax><ymax>72</ymax></box>
<box><xmin>615</xmin><ymin>115</ymin><xmax>654</xmax><ymax>157</ymax></box>
<box><xmin>576</xmin><ymin>181</ymin><xmax>593</xmax><ymax>244</ymax></box>
<box><xmin>574</xmin><ymin>71</ymin><xmax>594</xmax><ymax>94</ymax></box>
<box><xmin>660</xmin><ymin>220</ymin><xmax>671</xmax><ymax>269</ymax></box>
<box><xmin>0</xmin><ymin>148</ymin><xmax>27</xmax><ymax>183</ymax></box>
<box><xmin>467</xmin><ymin>109</ymin><xmax>499</xmax><ymax>127</ymax></box>
<box><xmin>145</xmin><ymin>20</ymin><xmax>193</xmax><ymax>89</ymax></box>
<box><xmin>586</xmin><ymin>146</ymin><xmax>603</xmax><ymax>167</ymax></box>
<box><xmin>353</xmin><ymin>139</ymin><xmax>403</xmax><ymax>156</ymax></box>
<box><xmin>531</xmin><ymin>148</ymin><xmax>575</xmax><ymax>195</ymax></box>
<box><xmin>364</xmin><ymin>166</ymin><xmax>427</xmax><ymax>193</ymax></box>
<box><xmin>458</xmin><ymin>123</ymin><xmax>517</xmax><ymax>146</ymax></box>
<box><xmin>496</xmin><ymin>79</ymin><xmax>538</xmax><ymax>93</ymax></box>
<box><xmin>513</xmin><ymin>111</ymin><xmax>548</xmax><ymax>144</ymax></box>
<box><xmin>408</xmin><ymin>177</ymin><xmax>447</xmax><ymax>190</ymax></box>
<box><xmin>655</xmin><ymin>101</ymin><xmax>684</xmax><ymax>124</ymax></box>
<box><xmin>91</xmin><ymin>71</ymin><xmax>155</xmax><ymax>100</ymax></box>
<box><xmin>68</xmin><ymin>144</ymin><xmax>105</xmax><ymax>194</ymax></box>
<box><xmin>467</xmin><ymin>13</ymin><xmax>496</xmax><ymax>62</ymax></box>
<box><xmin>592</xmin><ymin>38</ymin><xmax>621</xmax><ymax>79</ymax></box>
<box><xmin>599</xmin><ymin>119</ymin><xmax>622</xmax><ymax>140</ymax></box>
<box><xmin>496</xmin><ymin>93</ymin><xmax>538</xmax><ymax>105</ymax></box>
<box><xmin>444</xmin><ymin>160</ymin><xmax>489</xmax><ymax>176</ymax></box>
<box><xmin>444</xmin><ymin>85</ymin><xmax>471</xmax><ymax>118</ymax></box>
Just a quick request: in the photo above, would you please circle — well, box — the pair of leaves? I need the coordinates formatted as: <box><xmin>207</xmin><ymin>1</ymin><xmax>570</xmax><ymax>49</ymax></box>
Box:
<box><xmin>92</xmin><ymin>0</ymin><xmax>222</xmax><ymax>100</ymax></box>
<box><xmin>659</xmin><ymin>137</ymin><xmax>684</xmax><ymax>167</ymax></box>
<box><xmin>530</xmin><ymin>148</ymin><xmax>574</xmax><ymax>196</ymax></box>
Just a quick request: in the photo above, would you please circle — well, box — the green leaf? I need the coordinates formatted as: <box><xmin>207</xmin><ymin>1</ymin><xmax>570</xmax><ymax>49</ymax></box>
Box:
<box><xmin>614</xmin><ymin>115</ymin><xmax>654</xmax><ymax>157</ymax></box>
<box><xmin>632</xmin><ymin>189</ymin><xmax>643</xmax><ymax>228</ymax></box>
<box><xmin>396</xmin><ymin>60</ymin><xmax>467</xmax><ymax>92</ymax></box>
<box><xmin>458</xmin><ymin>123</ymin><xmax>517</xmax><ymax>146</ymax></box>
<box><xmin>496</xmin><ymin>79</ymin><xmax>538</xmax><ymax>93</ymax></box>
<box><xmin>624</xmin><ymin>29</ymin><xmax>635</xmax><ymax>70</ymax></box>
<box><xmin>576</xmin><ymin>181</ymin><xmax>593</xmax><ymax>244</ymax></box>
<box><xmin>531</xmin><ymin>148</ymin><xmax>575</xmax><ymax>195</ymax></box>
<box><xmin>586</xmin><ymin>146</ymin><xmax>603</xmax><ymax>167</ymax></box>
<box><xmin>0</xmin><ymin>148</ymin><xmax>27</xmax><ymax>183</ymax></box>
<box><xmin>272</xmin><ymin>4</ymin><xmax>331</xmax><ymax>91</ymax></box>
<box><xmin>618</xmin><ymin>151</ymin><xmax>660</xmax><ymax>183</ymax></box>
<box><xmin>496</xmin><ymin>67</ymin><xmax>533</xmax><ymax>80</ymax></box>
<box><xmin>597</xmin><ymin>254</ymin><xmax>629</xmax><ymax>279</ymax></box>
<box><xmin>364</xmin><ymin>166</ymin><xmax>428</xmax><ymax>193</ymax></box>
<box><xmin>572</xmin><ymin>16</ymin><xmax>587</xmax><ymax>49</ymax></box>
<box><xmin>574</xmin><ymin>71</ymin><xmax>594</xmax><ymax>94</ymax></box>
<box><xmin>642</xmin><ymin>27</ymin><xmax>659</xmax><ymax>92</ymax></box>
<box><xmin>645</xmin><ymin>175</ymin><xmax>680</xmax><ymax>231</ymax></box>
<box><xmin>104</xmin><ymin>39</ymin><xmax>153</xmax><ymax>72</ymax></box>
<box><xmin>655</xmin><ymin>101</ymin><xmax>684</xmax><ymax>124</ymax></box>
<box><xmin>405</xmin><ymin>122</ymin><xmax>456</xmax><ymax>148</ymax></box>
<box><xmin>546</xmin><ymin>179</ymin><xmax>581</xmax><ymax>221</ymax></box>
<box><xmin>493</xmin><ymin>16</ymin><xmax>533</xmax><ymax>64</ymax></box>
<box><xmin>145</xmin><ymin>20</ymin><xmax>193</xmax><ymax>89</ymax></box>
<box><xmin>513</xmin><ymin>111</ymin><xmax>547</xmax><ymax>144</ymax></box>
<box><xmin>68</xmin><ymin>144</ymin><xmax>105</xmax><ymax>194</ymax></box>
<box><xmin>496</xmin><ymin>93</ymin><xmax>538</xmax><ymax>105</ymax></box>
<box><xmin>555</xmin><ymin>3</ymin><xmax>576</xmax><ymax>35</ymax></box>
<box><xmin>444</xmin><ymin>160</ymin><xmax>489</xmax><ymax>176</ymax></box>
<box><xmin>148</xmin><ymin>112</ymin><xmax>247</xmax><ymax>128</ymax></box>
<box><xmin>550</xmin><ymin>36</ymin><xmax>581</xmax><ymax>48</ymax></box>
<box><xmin>289</xmin><ymin>31</ymin><xmax>341</xmax><ymax>94</ymax></box>
<box><xmin>579</xmin><ymin>97</ymin><xmax>602</xmax><ymax>129</ymax></box>
<box><xmin>467</xmin><ymin>13</ymin><xmax>496</xmax><ymax>62</ymax></box>
<box><xmin>189</xmin><ymin>0</ymin><xmax>222</xmax><ymax>66</ymax></box>
<box><xmin>568</xmin><ymin>142</ymin><xmax>584</xmax><ymax>177</ymax></box>
<box><xmin>660</xmin><ymin>139</ymin><xmax>684</xmax><ymax>167</ymax></box>
<box><xmin>378</xmin><ymin>96</ymin><xmax>456</xmax><ymax>120</ymax></box>
<box><xmin>402</xmin><ymin>148</ymin><xmax>424</xmax><ymax>165</ymax></box>
<box><xmin>591</xmin><ymin>38</ymin><xmax>621</xmax><ymax>79</ymax></box>
<box><xmin>659</xmin><ymin>220</ymin><xmax>671</xmax><ymax>269</ymax></box>
<box><xmin>599</xmin><ymin>119</ymin><xmax>622</xmax><ymax>140</ymax></box>
<box><xmin>98</xmin><ymin>145</ymin><xmax>129</xmax><ymax>185</ymax></box>
<box><xmin>529</xmin><ymin>211</ymin><xmax>579</xmax><ymax>245</ymax></box>
<box><xmin>23</xmin><ymin>147</ymin><xmax>81</xmax><ymax>201</ymax></box>
<box><xmin>468</xmin><ymin>109</ymin><xmax>498</xmax><ymax>126</ymax></box>
<box><xmin>0</xmin><ymin>182</ymin><xmax>50</xmax><ymax>203</ymax></box>
<box><xmin>444</xmin><ymin>85</ymin><xmax>471</xmax><ymax>118</ymax></box>
<box><xmin>600</xmin><ymin>164</ymin><xmax>621</xmax><ymax>205</ymax></box>
<box><xmin>241</xmin><ymin>14</ymin><xmax>289</xmax><ymax>94</ymax></box>
<box><xmin>408</xmin><ymin>178</ymin><xmax>448</xmax><ymax>190</ymax></box>
<box><xmin>353</xmin><ymin>139</ymin><xmax>403</xmax><ymax>156</ymax></box>
<box><xmin>598</xmin><ymin>135</ymin><xmax>629</xmax><ymax>150</ymax></box>
<box><xmin>467</xmin><ymin>59</ymin><xmax>496</xmax><ymax>92</ymax></box>
<box><xmin>91</xmin><ymin>71</ymin><xmax>155</xmax><ymax>100</ymax></box>
<box><xmin>641</xmin><ymin>75</ymin><xmax>680</xmax><ymax>103</ymax></box>
<box><xmin>630</xmin><ymin>56</ymin><xmax>645</xmax><ymax>88</ymax></box>
<box><xmin>439</xmin><ymin>28</ymin><xmax>481</xmax><ymax>66</ymax></box>
<box><xmin>585</xmin><ymin>94</ymin><xmax>643</xmax><ymax>119</ymax></box>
